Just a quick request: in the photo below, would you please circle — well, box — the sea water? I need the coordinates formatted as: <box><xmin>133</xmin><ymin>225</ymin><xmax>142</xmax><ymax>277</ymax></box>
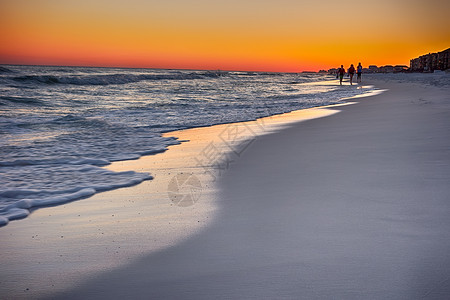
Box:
<box><xmin>0</xmin><ymin>65</ymin><xmax>377</xmax><ymax>226</ymax></box>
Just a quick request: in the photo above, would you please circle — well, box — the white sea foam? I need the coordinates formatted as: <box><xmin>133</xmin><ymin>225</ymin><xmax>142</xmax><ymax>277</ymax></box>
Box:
<box><xmin>0</xmin><ymin>168</ymin><xmax>152</xmax><ymax>225</ymax></box>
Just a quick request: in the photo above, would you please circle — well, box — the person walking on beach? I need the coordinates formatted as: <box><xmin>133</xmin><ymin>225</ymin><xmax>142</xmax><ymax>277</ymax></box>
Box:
<box><xmin>338</xmin><ymin>65</ymin><xmax>346</xmax><ymax>85</ymax></box>
<box><xmin>348</xmin><ymin>64</ymin><xmax>355</xmax><ymax>85</ymax></box>
<box><xmin>357</xmin><ymin>62</ymin><xmax>363</xmax><ymax>83</ymax></box>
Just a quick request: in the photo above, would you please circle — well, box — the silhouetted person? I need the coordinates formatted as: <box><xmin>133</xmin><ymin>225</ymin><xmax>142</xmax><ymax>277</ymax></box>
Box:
<box><xmin>357</xmin><ymin>62</ymin><xmax>362</xmax><ymax>83</ymax></box>
<box><xmin>348</xmin><ymin>64</ymin><xmax>355</xmax><ymax>85</ymax></box>
<box><xmin>338</xmin><ymin>65</ymin><xmax>346</xmax><ymax>85</ymax></box>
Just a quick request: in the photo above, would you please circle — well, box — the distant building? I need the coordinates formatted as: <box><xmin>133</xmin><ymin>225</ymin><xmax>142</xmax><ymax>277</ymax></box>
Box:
<box><xmin>410</xmin><ymin>48</ymin><xmax>449</xmax><ymax>72</ymax></box>
<box><xmin>393</xmin><ymin>65</ymin><xmax>409</xmax><ymax>73</ymax></box>
<box><xmin>410</xmin><ymin>56</ymin><xmax>422</xmax><ymax>71</ymax></box>
<box><xmin>368</xmin><ymin>65</ymin><xmax>379</xmax><ymax>73</ymax></box>
<box><xmin>328</xmin><ymin>68</ymin><xmax>338</xmax><ymax>75</ymax></box>
<box><xmin>379</xmin><ymin>65</ymin><xmax>394</xmax><ymax>73</ymax></box>
<box><xmin>437</xmin><ymin>49</ymin><xmax>449</xmax><ymax>70</ymax></box>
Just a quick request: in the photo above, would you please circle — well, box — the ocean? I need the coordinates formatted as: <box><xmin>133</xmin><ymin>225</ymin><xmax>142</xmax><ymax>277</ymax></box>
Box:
<box><xmin>0</xmin><ymin>65</ymin><xmax>376</xmax><ymax>226</ymax></box>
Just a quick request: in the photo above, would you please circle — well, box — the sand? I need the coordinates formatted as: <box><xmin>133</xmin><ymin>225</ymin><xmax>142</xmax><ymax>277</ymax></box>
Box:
<box><xmin>1</xmin><ymin>77</ymin><xmax>450</xmax><ymax>299</ymax></box>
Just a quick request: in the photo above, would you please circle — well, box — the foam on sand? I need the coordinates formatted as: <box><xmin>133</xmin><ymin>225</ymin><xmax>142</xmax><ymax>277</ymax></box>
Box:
<box><xmin>0</xmin><ymin>167</ymin><xmax>152</xmax><ymax>226</ymax></box>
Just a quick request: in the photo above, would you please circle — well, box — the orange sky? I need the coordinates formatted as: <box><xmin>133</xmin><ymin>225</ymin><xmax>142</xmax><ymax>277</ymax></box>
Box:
<box><xmin>1</xmin><ymin>0</ymin><xmax>449</xmax><ymax>72</ymax></box>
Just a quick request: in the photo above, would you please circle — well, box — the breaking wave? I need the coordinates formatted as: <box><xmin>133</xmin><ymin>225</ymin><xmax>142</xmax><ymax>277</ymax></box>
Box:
<box><xmin>9</xmin><ymin>71</ymin><xmax>228</xmax><ymax>86</ymax></box>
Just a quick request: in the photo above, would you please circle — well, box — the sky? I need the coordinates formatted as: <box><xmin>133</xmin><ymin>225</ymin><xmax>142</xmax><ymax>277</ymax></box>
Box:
<box><xmin>1</xmin><ymin>0</ymin><xmax>449</xmax><ymax>72</ymax></box>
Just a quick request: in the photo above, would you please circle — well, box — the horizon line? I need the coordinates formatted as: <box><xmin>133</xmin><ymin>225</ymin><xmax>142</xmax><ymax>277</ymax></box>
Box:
<box><xmin>0</xmin><ymin>62</ymin><xmax>317</xmax><ymax>74</ymax></box>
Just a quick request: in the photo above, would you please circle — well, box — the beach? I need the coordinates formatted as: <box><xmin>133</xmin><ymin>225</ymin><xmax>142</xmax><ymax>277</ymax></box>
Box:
<box><xmin>1</xmin><ymin>74</ymin><xmax>450</xmax><ymax>299</ymax></box>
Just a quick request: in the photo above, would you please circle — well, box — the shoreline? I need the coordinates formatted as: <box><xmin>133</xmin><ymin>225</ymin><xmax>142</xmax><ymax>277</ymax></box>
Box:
<box><xmin>0</xmin><ymin>80</ymin><xmax>364</xmax><ymax>298</ymax></box>
<box><xmin>2</xmin><ymin>75</ymin><xmax>449</xmax><ymax>298</ymax></box>
<box><xmin>49</xmin><ymin>76</ymin><xmax>450</xmax><ymax>299</ymax></box>
<box><xmin>0</xmin><ymin>75</ymin><xmax>371</xmax><ymax>228</ymax></box>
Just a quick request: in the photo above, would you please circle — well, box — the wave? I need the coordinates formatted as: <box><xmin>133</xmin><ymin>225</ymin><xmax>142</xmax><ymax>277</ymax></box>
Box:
<box><xmin>9</xmin><ymin>71</ymin><xmax>228</xmax><ymax>86</ymax></box>
<box><xmin>0</xmin><ymin>157</ymin><xmax>110</xmax><ymax>167</ymax></box>
<box><xmin>0</xmin><ymin>95</ymin><xmax>45</xmax><ymax>106</ymax></box>
<box><xmin>0</xmin><ymin>66</ymin><xmax>13</xmax><ymax>73</ymax></box>
<box><xmin>0</xmin><ymin>169</ymin><xmax>152</xmax><ymax>226</ymax></box>
<box><xmin>51</xmin><ymin>114</ymin><xmax>111</xmax><ymax>127</ymax></box>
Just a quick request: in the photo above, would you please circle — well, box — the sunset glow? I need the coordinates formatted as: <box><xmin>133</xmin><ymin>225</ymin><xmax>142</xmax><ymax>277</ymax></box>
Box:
<box><xmin>1</xmin><ymin>0</ymin><xmax>449</xmax><ymax>72</ymax></box>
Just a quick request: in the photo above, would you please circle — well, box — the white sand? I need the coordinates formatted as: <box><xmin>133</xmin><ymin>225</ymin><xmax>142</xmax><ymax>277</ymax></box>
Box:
<box><xmin>2</xmin><ymin>76</ymin><xmax>450</xmax><ymax>299</ymax></box>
